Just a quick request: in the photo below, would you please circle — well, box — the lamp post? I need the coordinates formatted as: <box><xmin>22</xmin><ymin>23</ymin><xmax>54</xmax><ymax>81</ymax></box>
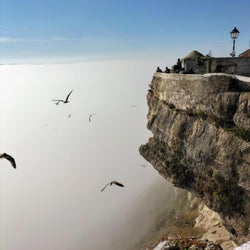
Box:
<box><xmin>230</xmin><ymin>27</ymin><xmax>240</xmax><ymax>74</ymax></box>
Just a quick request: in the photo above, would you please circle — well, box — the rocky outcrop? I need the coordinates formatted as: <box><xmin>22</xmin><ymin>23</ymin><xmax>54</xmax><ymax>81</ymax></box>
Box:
<box><xmin>139</xmin><ymin>73</ymin><xmax>250</xmax><ymax>246</ymax></box>
<box><xmin>195</xmin><ymin>204</ymin><xmax>237</xmax><ymax>250</ymax></box>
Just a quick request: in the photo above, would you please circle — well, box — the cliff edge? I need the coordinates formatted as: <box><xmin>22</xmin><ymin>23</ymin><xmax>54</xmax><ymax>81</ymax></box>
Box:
<box><xmin>139</xmin><ymin>73</ymin><xmax>250</xmax><ymax>246</ymax></box>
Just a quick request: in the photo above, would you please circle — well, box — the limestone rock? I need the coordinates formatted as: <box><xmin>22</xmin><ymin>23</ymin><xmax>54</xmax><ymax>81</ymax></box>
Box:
<box><xmin>195</xmin><ymin>204</ymin><xmax>237</xmax><ymax>250</ymax></box>
<box><xmin>234</xmin><ymin>93</ymin><xmax>250</xmax><ymax>129</ymax></box>
<box><xmin>140</xmin><ymin>73</ymin><xmax>250</xmax><ymax>245</ymax></box>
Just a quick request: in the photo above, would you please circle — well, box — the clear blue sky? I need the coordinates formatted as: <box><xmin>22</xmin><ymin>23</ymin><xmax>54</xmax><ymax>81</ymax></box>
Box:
<box><xmin>1</xmin><ymin>0</ymin><xmax>250</xmax><ymax>63</ymax></box>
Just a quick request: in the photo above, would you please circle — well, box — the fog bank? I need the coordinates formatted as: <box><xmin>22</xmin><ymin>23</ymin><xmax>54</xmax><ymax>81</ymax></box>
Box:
<box><xmin>0</xmin><ymin>60</ymin><xmax>172</xmax><ymax>250</ymax></box>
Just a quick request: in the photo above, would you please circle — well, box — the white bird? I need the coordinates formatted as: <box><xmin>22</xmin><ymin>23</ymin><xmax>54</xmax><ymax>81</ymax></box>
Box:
<box><xmin>0</xmin><ymin>153</ymin><xmax>16</xmax><ymax>169</ymax></box>
<box><xmin>101</xmin><ymin>181</ymin><xmax>124</xmax><ymax>192</ymax></box>
<box><xmin>52</xmin><ymin>90</ymin><xmax>73</xmax><ymax>104</ymax></box>
<box><xmin>89</xmin><ymin>113</ymin><xmax>96</xmax><ymax>122</ymax></box>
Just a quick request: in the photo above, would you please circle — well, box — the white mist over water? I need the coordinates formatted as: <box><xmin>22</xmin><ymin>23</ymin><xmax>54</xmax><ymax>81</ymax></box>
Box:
<box><xmin>0</xmin><ymin>59</ymin><xmax>165</xmax><ymax>250</ymax></box>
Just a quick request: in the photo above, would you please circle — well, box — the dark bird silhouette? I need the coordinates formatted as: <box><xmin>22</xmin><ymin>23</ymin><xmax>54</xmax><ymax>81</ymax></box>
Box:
<box><xmin>0</xmin><ymin>153</ymin><xmax>16</xmax><ymax>169</ymax></box>
<box><xmin>52</xmin><ymin>89</ymin><xmax>73</xmax><ymax>104</ymax></box>
<box><xmin>101</xmin><ymin>181</ymin><xmax>124</xmax><ymax>192</ymax></box>
<box><xmin>89</xmin><ymin>113</ymin><xmax>96</xmax><ymax>122</ymax></box>
<box><xmin>67</xmin><ymin>113</ymin><xmax>72</xmax><ymax>118</ymax></box>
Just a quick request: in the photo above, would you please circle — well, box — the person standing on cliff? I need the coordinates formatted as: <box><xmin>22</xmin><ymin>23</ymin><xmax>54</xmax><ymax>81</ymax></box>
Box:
<box><xmin>177</xmin><ymin>58</ymin><xmax>181</xmax><ymax>69</ymax></box>
<box><xmin>172</xmin><ymin>58</ymin><xmax>182</xmax><ymax>73</ymax></box>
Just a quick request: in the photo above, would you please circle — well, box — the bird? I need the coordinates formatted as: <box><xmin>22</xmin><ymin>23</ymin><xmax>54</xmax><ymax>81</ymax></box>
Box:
<box><xmin>67</xmin><ymin>113</ymin><xmax>72</xmax><ymax>118</ymax></box>
<box><xmin>0</xmin><ymin>153</ymin><xmax>16</xmax><ymax>169</ymax></box>
<box><xmin>101</xmin><ymin>181</ymin><xmax>124</xmax><ymax>192</ymax></box>
<box><xmin>89</xmin><ymin>113</ymin><xmax>96</xmax><ymax>122</ymax></box>
<box><xmin>52</xmin><ymin>89</ymin><xmax>73</xmax><ymax>104</ymax></box>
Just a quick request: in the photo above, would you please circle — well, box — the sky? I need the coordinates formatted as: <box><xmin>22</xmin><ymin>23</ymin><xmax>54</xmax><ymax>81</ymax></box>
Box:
<box><xmin>1</xmin><ymin>0</ymin><xmax>250</xmax><ymax>64</ymax></box>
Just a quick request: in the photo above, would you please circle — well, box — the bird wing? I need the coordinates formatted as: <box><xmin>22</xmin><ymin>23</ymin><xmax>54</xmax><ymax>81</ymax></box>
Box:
<box><xmin>111</xmin><ymin>181</ymin><xmax>124</xmax><ymax>187</ymax></box>
<box><xmin>65</xmin><ymin>90</ymin><xmax>73</xmax><ymax>102</ymax></box>
<box><xmin>1</xmin><ymin>153</ymin><xmax>16</xmax><ymax>169</ymax></box>
<box><xmin>89</xmin><ymin>113</ymin><xmax>96</xmax><ymax>122</ymax></box>
<box><xmin>101</xmin><ymin>183</ymin><xmax>110</xmax><ymax>192</ymax></box>
<box><xmin>52</xmin><ymin>99</ymin><xmax>64</xmax><ymax>102</ymax></box>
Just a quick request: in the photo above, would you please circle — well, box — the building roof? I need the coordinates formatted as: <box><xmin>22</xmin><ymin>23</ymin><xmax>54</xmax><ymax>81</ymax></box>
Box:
<box><xmin>182</xmin><ymin>50</ymin><xmax>204</xmax><ymax>60</ymax></box>
<box><xmin>239</xmin><ymin>49</ymin><xmax>250</xmax><ymax>57</ymax></box>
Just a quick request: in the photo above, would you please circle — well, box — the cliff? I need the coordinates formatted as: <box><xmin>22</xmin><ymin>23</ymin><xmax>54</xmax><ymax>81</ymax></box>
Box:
<box><xmin>139</xmin><ymin>73</ymin><xmax>250</xmax><ymax>247</ymax></box>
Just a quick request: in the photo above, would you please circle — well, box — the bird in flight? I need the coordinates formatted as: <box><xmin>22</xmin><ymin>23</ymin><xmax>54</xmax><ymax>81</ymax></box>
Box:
<box><xmin>89</xmin><ymin>113</ymin><xmax>96</xmax><ymax>122</ymax></box>
<box><xmin>101</xmin><ymin>181</ymin><xmax>124</xmax><ymax>192</ymax></box>
<box><xmin>52</xmin><ymin>89</ymin><xmax>73</xmax><ymax>104</ymax></box>
<box><xmin>0</xmin><ymin>153</ymin><xmax>16</xmax><ymax>169</ymax></box>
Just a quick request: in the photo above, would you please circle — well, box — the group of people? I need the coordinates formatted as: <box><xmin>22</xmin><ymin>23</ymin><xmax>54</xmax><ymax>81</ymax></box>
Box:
<box><xmin>156</xmin><ymin>58</ymin><xmax>182</xmax><ymax>73</ymax></box>
<box><xmin>156</xmin><ymin>58</ymin><xmax>194</xmax><ymax>74</ymax></box>
<box><xmin>156</xmin><ymin>66</ymin><xmax>170</xmax><ymax>73</ymax></box>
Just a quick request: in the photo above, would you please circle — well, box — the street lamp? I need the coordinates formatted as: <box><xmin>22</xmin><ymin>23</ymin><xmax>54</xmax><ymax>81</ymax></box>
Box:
<box><xmin>230</xmin><ymin>27</ymin><xmax>240</xmax><ymax>74</ymax></box>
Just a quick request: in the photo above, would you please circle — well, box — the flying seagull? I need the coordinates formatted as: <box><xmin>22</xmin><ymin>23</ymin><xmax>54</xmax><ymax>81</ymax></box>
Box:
<box><xmin>89</xmin><ymin>113</ymin><xmax>96</xmax><ymax>122</ymax></box>
<box><xmin>101</xmin><ymin>181</ymin><xmax>124</xmax><ymax>192</ymax></box>
<box><xmin>52</xmin><ymin>89</ymin><xmax>73</xmax><ymax>104</ymax></box>
<box><xmin>0</xmin><ymin>153</ymin><xmax>16</xmax><ymax>169</ymax></box>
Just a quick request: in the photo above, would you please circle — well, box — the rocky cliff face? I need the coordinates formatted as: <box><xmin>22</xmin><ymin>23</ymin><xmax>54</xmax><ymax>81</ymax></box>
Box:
<box><xmin>139</xmin><ymin>73</ymin><xmax>250</xmax><ymax>244</ymax></box>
